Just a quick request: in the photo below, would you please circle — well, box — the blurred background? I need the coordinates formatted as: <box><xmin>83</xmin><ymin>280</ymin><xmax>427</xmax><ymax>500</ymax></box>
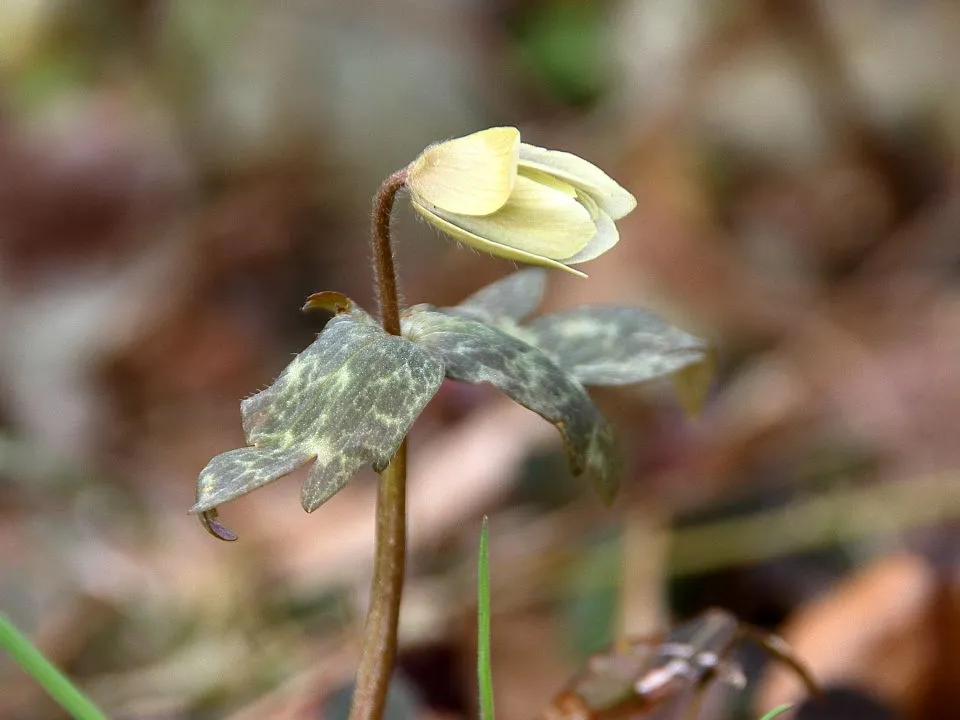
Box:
<box><xmin>1</xmin><ymin>0</ymin><xmax>959</xmax><ymax>718</ymax></box>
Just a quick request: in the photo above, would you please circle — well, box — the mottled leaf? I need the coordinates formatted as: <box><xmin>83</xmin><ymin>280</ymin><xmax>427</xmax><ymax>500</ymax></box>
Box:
<box><xmin>193</xmin><ymin>310</ymin><xmax>445</xmax><ymax>525</ymax></box>
<box><xmin>402</xmin><ymin>308</ymin><xmax>620</xmax><ymax>502</ymax></box>
<box><xmin>194</xmin><ymin>445</ymin><xmax>312</xmax><ymax>514</ymax></box>
<box><xmin>451</xmin><ymin>268</ymin><xmax>547</xmax><ymax>323</ymax></box>
<box><xmin>522</xmin><ymin>306</ymin><xmax>708</xmax><ymax>386</ymax></box>
<box><xmin>441</xmin><ymin>271</ymin><xmax>709</xmax><ymax>392</ymax></box>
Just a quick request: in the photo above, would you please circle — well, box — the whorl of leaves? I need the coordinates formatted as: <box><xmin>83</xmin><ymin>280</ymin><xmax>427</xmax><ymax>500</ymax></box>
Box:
<box><xmin>193</xmin><ymin>271</ymin><xmax>709</xmax><ymax>538</ymax></box>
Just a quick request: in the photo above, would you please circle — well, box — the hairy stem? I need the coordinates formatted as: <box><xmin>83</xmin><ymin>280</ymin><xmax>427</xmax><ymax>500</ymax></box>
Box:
<box><xmin>370</xmin><ymin>168</ymin><xmax>408</xmax><ymax>336</ymax></box>
<box><xmin>350</xmin><ymin>441</ymin><xmax>408</xmax><ymax>720</ymax></box>
<box><xmin>348</xmin><ymin>168</ymin><xmax>409</xmax><ymax>720</ymax></box>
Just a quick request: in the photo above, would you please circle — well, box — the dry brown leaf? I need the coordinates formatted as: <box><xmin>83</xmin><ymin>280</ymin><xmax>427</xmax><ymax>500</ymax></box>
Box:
<box><xmin>756</xmin><ymin>552</ymin><xmax>938</xmax><ymax>718</ymax></box>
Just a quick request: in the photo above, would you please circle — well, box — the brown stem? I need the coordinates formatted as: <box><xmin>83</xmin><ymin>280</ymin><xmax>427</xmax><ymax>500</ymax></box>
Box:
<box><xmin>348</xmin><ymin>169</ymin><xmax>409</xmax><ymax>720</ymax></box>
<box><xmin>349</xmin><ymin>441</ymin><xmax>408</xmax><ymax>720</ymax></box>
<box><xmin>370</xmin><ymin>168</ymin><xmax>408</xmax><ymax>336</ymax></box>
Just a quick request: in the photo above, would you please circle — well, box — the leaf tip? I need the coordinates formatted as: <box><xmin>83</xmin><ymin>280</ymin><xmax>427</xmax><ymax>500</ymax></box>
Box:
<box><xmin>197</xmin><ymin>509</ymin><xmax>239</xmax><ymax>542</ymax></box>
<box><xmin>302</xmin><ymin>291</ymin><xmax>355</xmax><ymax>314</ymax></box>
<box><xmin>301</xmin><ymin>494</ymin><xmax>323</xmax><ymax>514</ymax></box>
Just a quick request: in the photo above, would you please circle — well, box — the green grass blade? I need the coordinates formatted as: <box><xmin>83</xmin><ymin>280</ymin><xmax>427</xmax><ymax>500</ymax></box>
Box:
<box><xmin>477</xmin><ymin>516</ymin><xmax>495</xmax><ymax>720</ymax></box>
<box><xmin>757</xmin><ymin>704</ymin><xmax>793</xmax><ymax>720</ymax></box>
<box><xmin>0</xmin><ymin>613</ymin><xmax>109</xmax><ymax>720</ymax></box>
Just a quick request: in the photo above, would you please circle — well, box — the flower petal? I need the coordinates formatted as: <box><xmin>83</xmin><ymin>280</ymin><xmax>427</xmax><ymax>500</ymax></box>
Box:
<box><xmin>513</xmin><ymin>166</ymin><xmax>578</xmax><ymax>198</ymax></box>
<box><xmin>407</xmin><ymin>127</ymin><xmax>520</xmax><ymax>216</ymax></box>
<box><xmin>518</xmin><ymin>143</ymin><xmax>637</xmax><ymax>219</ymax></box>
<box><xmin>421</xmin><ymin>174</ymin><xmax>595</xmax><ymax>261</ymax></box>
<box><xmin>563</xmin><ymin>208</ymin><xmax>619</xmax><ymax>264</ymax></box>
<box><xmin>412</xmin><ymin>199</ymin><xmax>587</xmax><ymax>277</ymax></box>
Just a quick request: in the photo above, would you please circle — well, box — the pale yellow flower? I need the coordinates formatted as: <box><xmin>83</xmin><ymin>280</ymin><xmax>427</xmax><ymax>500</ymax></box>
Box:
<box><xmin>406</xmin><ymin>127</ymin><xmax>636</xmax><ymax>276</ymax></box>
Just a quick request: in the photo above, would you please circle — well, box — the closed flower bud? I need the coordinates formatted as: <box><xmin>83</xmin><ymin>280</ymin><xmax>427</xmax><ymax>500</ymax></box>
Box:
<box><xmin>406</xmin><ymin>127</ymin><xmax>636</xmax><ymax>275</ymax></box>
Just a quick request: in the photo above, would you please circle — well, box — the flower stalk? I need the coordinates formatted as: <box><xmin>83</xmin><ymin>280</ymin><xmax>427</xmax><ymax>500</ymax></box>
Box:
<box><xmin>370</xmin><ymin>168</ymin><xmax>408</xmax><ymax>336</ymax></box>
<box><xmin>348</xmin><ymin>169</ymin><xmax>410</xmax><ymax>720</ymax></box>
<box><xmin>349</xmin><ymin>441</ymin><xmax>407</xmax><ymax>720</ymax></box>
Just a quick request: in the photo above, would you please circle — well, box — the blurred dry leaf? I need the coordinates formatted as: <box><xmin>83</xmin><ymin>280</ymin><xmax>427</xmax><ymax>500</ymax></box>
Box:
<box><xmin>670</xmin><ymin>352</ymin><xmax>715</xmax><ymax>419</ymax></box>
<box><xmin>756</xmin><ymin>553</ymin><xmax>941</xmax><ymax>719</ymax></box>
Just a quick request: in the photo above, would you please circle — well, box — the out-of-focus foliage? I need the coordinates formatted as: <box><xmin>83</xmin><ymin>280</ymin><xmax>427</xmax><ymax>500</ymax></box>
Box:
<box><xmin>0</xmin><ymin>613</ymin><xmax>108</xmax><ymax>720</ymax></box>
<box><xmin>477</xmin><ymin>517</ymin><xmax>495</xmax><ymax>720</ymax></box>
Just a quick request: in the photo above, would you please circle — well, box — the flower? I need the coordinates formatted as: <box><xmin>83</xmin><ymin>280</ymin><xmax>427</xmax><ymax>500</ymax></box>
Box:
<box><xmin>406</xmin><ymin>127</ymin><xmax>637</xmax><ymax>276</ymax></box>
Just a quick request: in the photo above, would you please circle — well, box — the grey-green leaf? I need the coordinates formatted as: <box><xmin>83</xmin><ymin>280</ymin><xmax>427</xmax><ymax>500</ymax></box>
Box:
<box><xmin>194</xmin><ymin>445</ymin><xmax>313</xmax><ymax>513</ymax></box>
<box><xmin>403</xmin><ymin>308</ymin><xmax>620</xmax><ymax>502</ymax></box>
<box><xmin>193</xmin><ymin>310</ymin><xmax>445</xmax><ymax>520</ymax></box>
<box><xmin>449</xmin><ymin>268</ymin><xmax>546</xmax><ymax>323</ymax></box>
<box><xmin>523</xmin><ymin>306</ymin><xmax>708</xmax><ymax>386</ymax></box>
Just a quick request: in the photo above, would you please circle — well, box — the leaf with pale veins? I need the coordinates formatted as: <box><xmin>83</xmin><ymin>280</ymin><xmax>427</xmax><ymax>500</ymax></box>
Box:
<box><xmin>192</xmin><ymin>309</ymin><xmax>445</xmax><ymax>536</ymax></box>
<box><xmin>523</xmin><ymin>306</ymin><xmax>708</xmax><ymax>386</ymax></box>
<box><xmin>402</xmin><ymin>307</ymin><xmax>620</xmax><ymax>503</ymax></box>
<box><xmin>451</xmin><ymin>268</ymin><xmax>547</xmax><ymax>323</ymax></box>
<box><xmin>439</xmin><ymin>272</ymin><xmax>709</xmax><ymax>389</ymax></box>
